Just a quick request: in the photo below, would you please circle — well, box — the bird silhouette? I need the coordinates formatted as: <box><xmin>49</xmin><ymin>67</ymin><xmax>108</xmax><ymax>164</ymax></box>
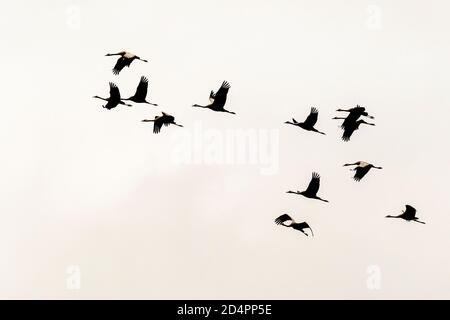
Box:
<box><xmin>285</xmin><ymin>107</ymin><xmax>326</xmax><ymax>135</ymax></box>
<box><xmin>123</xmin><ymin>76</ymin><xmax>157</xmax><ymax>106</ymax></box>
<box><xmin>93</xmin><ymin>82</ymin><xmax>132</xmax><ymax>109</ymax></box>
<box><xmin>192</xmin><ymin>81</ymin><xmax>235</xmax><ymax>114</ymax></box>
<box><xmin>142</xmin><ymin>112</ymin><xmax>183</xmax><ymax>134</ymax></box>
<box><xmin>335</xmin><ymin>105</ymin><xmax>374</xmax><ymax>128</ymax></box>
<box><xmin>287</xmin><ymin>172</ymin><xmax>329</xmax><ymax>203</ymax></box>
<box><xmin>386</xmin><ymin>205</ymin><xmax>425</xmax><ymax>224</ymax></box>
<box><xmin>275</xmin><ymin>214</ymin><xmax>314</xmax><ymax>237</ymax></box>
<box><xmin>343</xmin><ymin>161</ymin><xmax>382</xmax><ymax>181</ymax></box>
<box><xmin>333</xmin><ymin>117</ymin><xmax>375</xmax><ymax>141</ymax></box>
<box><xmin>105</xmin><ymin>51</ymin><xmax>148</xmax><ymax>75</ymax></box>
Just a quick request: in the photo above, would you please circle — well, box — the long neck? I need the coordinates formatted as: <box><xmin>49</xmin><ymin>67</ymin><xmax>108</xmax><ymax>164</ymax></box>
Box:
<box><xmin>93</xmin><ymin>96</ymin><xmax>108</xmax><ymax>101</ymax></box>
<box><xmin>386</xmin><ymin>215</ymin><xmax>399</xmax><ymax>218</ymax></box>
<box><xmin>193</xmin><ymin>104</ymin><xmax>207</xmax><ymax>108</ymax></box>
<box><xmin>119</xmin><ymin>101</ymin><xmax>132</xmax><ymax>107</ymax></box>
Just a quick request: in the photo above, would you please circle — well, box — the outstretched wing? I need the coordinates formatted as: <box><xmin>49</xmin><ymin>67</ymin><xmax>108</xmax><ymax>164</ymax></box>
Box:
<box><xmin>112</xmin><ymin>57</ymin><xmax>128</xmax><ymax>75</ymax></box>
<box><xmin>163</xmin><ymin>114</ymin><xmax>174</xmax><ymax>127</ymax></box>
<box><xmin>275</xmin><ymin>214</ymin><xmax>293</xmax><ymax>225</ymax></box>
<box><xmin>292</xmin><ymin>222</ymin><xmax>314</xmax><ymax>236</ymax></box>
<box><xmin>305</xmin><ymin>172</ymin><xmax>321</xmax><ymax>196</ymax></box>
<box><xmin>342</xmin><ymin>112</ymin><xmax>361</xmax><ymax>128</ymax></box>
<box><xmin>133</xmin><ymin>76</ymin><xmax>149</xmax><ymax>100</ymax></box>
<box><xmin>153</xmin><ymin>117</ymin><xmax>163</xmax><ymax>134</ymax></box>
<box><xmin>154</xmin><ymin>114</ymin><xmax>175</xmax><ymax>134</ymax></box>
<box><xmin>353</xmin><ymin>166</ymin><xmax>369</xmax><ymax>181</ymax></box>
<box><xmin>109</xmin><ymin>82</ymin><xmax>121</xmax><ymax>100</ymax></box>
<box><xmin>211</xmin><ymin>81</ymin><xmax>230</xmax><ymax>106</ymax></box>
<box><xmin>403</xmin><ymin>205</ymin><xmax>417</xmax><ymax>219</ymax></box>
<box><xmin>342</xmin><ymin>125</ymin><xmax>356</xmax><ymax>141</ymax></box>
<box><xmin>303</xmin><ymin>107</ymin><xmax>319</xmax><ymax>127</ymax></box>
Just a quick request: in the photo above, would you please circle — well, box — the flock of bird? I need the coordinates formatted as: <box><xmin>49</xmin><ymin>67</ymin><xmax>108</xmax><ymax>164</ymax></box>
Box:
<box><xmin>279</xmin><ymin>104</ymin><xmax>425</xmax><ymax>236</ymax></box>
<box><xmin>93</xmin><ymin>50</ymin><xmax>425</xmax><ymax>238</ymax></box>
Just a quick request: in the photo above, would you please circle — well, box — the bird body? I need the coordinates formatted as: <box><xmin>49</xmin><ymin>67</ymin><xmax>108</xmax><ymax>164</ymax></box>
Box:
<box><xmin>93</xmin><ymin>82</ymin><xmax>131</xmax><ymax>109</ymax></box>
<box><xmin>285</xmin><ymin>107</ymin><xmax>325</xmax><ymax>135</ymax></box>
<box><xmin>275</xmin><ymin>214</ymin><xmax>314</xmax><ymax>236</ymax></box>
<box><xmin>105</xmin><ymin>51</ymin><xmax>148</xmax><ymax>75</ymax></box>
<box><xmin>192</xmin><ymin>81</ymin><xmax>235</xmax><ymax>114</ymax></box>
<box><xmin>343</xmin><ymin>161</ymin><xmax>382</xmax><ymax>181</ymax></box>
<box><xmin>386</xmin><ymin>205</ymin><xmax>425</xmax><ymax>224</ymax></box>
<box><xmin>333</xmin><ymin>117</ymin><xmax>375</xmax><ymax>141</ymax></box>
<box><xmin>287</xmin><ymin>172</ymin><xmax>329</xmax><ymax>202</ymax></box>
<box><xmin>123</xmin><ymin>76</ymin><xmax>157</xmax><ymax>106</ymax></box>
<box><xmin>335</xmin><ymin>105</ymin><xmax>374</xmax><ymax>128</ymax></box>
<box><xmin>142</xmin><ymin>112</ymin><xmax>183</xmax><ymax>134</ymax></box>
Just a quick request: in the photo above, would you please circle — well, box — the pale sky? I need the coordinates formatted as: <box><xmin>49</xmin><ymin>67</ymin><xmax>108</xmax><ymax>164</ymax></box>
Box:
<box><xmin>1</xmin><ymin>0</ymin><xmax>450</xmax><ymax>299</ymax></box>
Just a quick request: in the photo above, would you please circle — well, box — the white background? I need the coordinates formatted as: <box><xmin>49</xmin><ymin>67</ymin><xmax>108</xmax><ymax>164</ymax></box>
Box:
<box><xmin>1</xmin><ymin>0</ymin><xmax>449</xmax><ymax>298</ymax></box>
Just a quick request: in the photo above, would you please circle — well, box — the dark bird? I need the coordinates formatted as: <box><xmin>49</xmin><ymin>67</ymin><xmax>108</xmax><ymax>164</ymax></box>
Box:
<box><xmin>287</xmin><ymin>172</ymin><xmax>329</xmax><ymax>203</ymax></box>
<box><xmin>336</xmin><ymin>105</ymin><xmax>374</xmax><ymax>117</ymax></box>
<box><xmin>93</xmin><ymin>82</ymin><xmax>131</xmax><ymax>109</ymax></box>
<box><xmin>386</xmin><ymin>205</ymin><xmax>425</xmax><ymax>224</ymax></box>
<box><xmin>285</xmin><ymin>107</ymin><xmax>325</xmax><ymax>135</ymax></box>
<box><xmin>141</xmin><ymin>112</ymin><xmax>183</xmax><ymax>134</ymax></box>
<box><xmin>192</xmin><ymin>81</ymin><xmax>235</xmax><ymax>114</ymax></box>
<box><xmin>105</xmin><ymin>51</ymin><xmax>148</xmax><ymax>75</ymax></box>
<box><xmin>275</xmin><ymin>214</ymin><xmax>314</xmax><ymax>237</ymax></box>
<box><xmin>123</xmin><ymin>76</ymin><xmax>157</xmax><ymax>106</ymax></box>
<box><xmin>343</xmin><ymin>161</ymin><xmax>382</xmax><ymax>181</ymax></box>
<box><xmin>332</xmin><ymin>117</ymin><xmax>375</xmax><ymax>141</ymax></box>
<box><xmin>335</xmin><ymin>105</ymin><xmax>374</xmax><ymax>128</ymax></box>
